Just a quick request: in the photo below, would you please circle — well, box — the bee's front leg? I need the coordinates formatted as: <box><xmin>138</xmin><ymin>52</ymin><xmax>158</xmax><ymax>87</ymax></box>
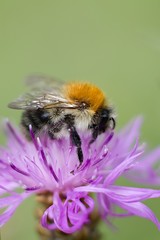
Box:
<box><xmin>68</xmin><ymin>126</ymin><xmax>83</xmax><ymax>165</ymax></box>
<box><xmin>89</xmin><ymin>125</ymin><xmax>99</xmax><ymax>144</ymax></box>
<box><xmin>64</xmin><ymin>114</ymin><xmax>83</xmax><ymax>165</ymax></box>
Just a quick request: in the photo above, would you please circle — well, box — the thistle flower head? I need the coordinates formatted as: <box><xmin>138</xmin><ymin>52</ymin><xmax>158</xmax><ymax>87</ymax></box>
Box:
<box><xmin>1</xmin><ymin>118</ymin><xmax>160</xmax><ymax>234</ymax></box>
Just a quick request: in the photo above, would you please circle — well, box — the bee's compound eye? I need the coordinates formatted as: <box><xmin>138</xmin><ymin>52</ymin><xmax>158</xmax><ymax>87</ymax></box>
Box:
<box><xmin>82</xmin><ymin>102</ymin><xmax>87</xmax><ymax>107</ymax></box>
<box><xmin>80</xmin><ymin>102</ymin><xmax>89</xmax><ymax>109</ymax></box>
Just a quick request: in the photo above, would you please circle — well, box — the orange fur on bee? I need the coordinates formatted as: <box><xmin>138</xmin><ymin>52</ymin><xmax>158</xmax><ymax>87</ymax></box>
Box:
<box><xmin>65</xmin><ymin>82</ymin><xmax>107</xmax><ymax>112</ymax></box>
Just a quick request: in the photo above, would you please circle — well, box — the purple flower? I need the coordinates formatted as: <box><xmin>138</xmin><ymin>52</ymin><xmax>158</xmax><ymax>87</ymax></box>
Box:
<box><xmin>0</xmin><ymin>118</ymin><xmax>160</xmax><ymax>233</ymax></box>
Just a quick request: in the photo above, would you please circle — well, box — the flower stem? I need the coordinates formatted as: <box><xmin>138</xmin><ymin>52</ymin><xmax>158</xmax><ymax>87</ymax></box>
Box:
<box><xmin>37</xmin><ymin>225</ymin><xmax>101</xmax><ymax>240</ymax></box>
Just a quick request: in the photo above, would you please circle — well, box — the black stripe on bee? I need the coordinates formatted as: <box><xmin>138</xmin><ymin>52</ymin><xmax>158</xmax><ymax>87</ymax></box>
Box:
<box><xmin>21</xmin><ymin>109</ymin><xmax>51</xmax><ymax>134</ymax></box>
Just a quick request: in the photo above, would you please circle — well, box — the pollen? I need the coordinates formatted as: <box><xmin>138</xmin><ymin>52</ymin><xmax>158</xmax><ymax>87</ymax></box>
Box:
<box><xmin>65</xmin><ymin>82</ymin><xmax>107</xmax><ymax>111</ymax></box>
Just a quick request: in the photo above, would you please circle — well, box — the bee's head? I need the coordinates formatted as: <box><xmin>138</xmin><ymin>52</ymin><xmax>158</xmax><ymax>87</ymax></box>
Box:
<box><xmin>99</xmin><ymin>107</ymin><xmax>116</xmax><ymax>132</ymax></box>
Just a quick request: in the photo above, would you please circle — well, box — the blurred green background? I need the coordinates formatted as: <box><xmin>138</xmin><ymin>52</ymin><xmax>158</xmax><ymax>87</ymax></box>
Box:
<box><xmin>0</xmin><ymin>0</ymin><xmax>160</xmax><ymax>239</ymax></box>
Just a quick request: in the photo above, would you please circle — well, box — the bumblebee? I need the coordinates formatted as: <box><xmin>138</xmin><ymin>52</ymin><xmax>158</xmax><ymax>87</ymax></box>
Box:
<box><xmin>8</xmin><ymin>75</ymin><xmax>115</xmax><ymax>164</ymax></box>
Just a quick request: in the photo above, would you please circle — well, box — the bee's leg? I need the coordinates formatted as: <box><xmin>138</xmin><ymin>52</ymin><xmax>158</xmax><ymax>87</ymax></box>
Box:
<box><xmin>64</xmin><ymin>114</ymin><xmax>83</xmax><ymax>165</ymax></box>
<box><xmin>89</xmin><ymin>125</ymin><xmax>99</xmax><ymax>144</ymax></box>
<box><xmin>110</xmin><ymin>117</ymin><xmax>116</xmax><ymax>130</ymax></box>
<box><xmin>69</xmin><ymin>126</ymin><xmax>83</xmax><ymax>164</ymax></box>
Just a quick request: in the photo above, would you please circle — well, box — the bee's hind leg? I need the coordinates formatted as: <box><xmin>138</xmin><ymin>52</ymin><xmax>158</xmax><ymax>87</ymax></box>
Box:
<box><xmin>64</xmin><ymin>114</ymin><xmax>83</xmax><ymax>165</ymax></box>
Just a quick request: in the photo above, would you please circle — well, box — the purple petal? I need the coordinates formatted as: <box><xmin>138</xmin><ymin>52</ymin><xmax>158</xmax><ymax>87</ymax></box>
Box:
<box><xmin>116</xmin><ymin>201</ymin><xmax>160</xmax><ymax>229</ymax></box>
<box><xmin>0</xmin><ymin>192</ymin><xmax>31</xmax><ymax>227</ymax></box>
<box><xmin>104</xmin><ymin>141</ymin><xmax>143</xmax><ymax>185</ymax></box>
<box><xmin>0</xmin><ymin>181</ymin><xmax>19</xmax><ymax>195</ymax></box>
<box><xmin>117</xmin><ymin>117</ymin><xmax>143</xmax><ymax>149</ymax></box>
<box><xmin>103</xmin><ymin>186</ymin><xmax>160</xmax><ymax>202</ymax></box>
<box><xmin>75</xmin><ymin>185</ymin><xmax>160</xmax><ymax>229</ymax></box>
<box><xmin>5</xmin><ymin>120</ymin><xmax>25</xmax><ymax>147</ymax></box>
<box><xmin>10</xmin><ymin>163</ymin><xmax>30</xmax><ymax>176</ymax></box>
<box><xmin>75</xmin><ymin>185</ymin><xmax>160</xmax><ymax>202</ymax></box>
<box><xmin>126</xmin><ymin>148</ymin><xmax>160</xmax><ymax>185</ymax></box>
<box><xmin>42</xmin><ymin>192</ymin><xmax>94</xmax><ymax>233</ymax></box>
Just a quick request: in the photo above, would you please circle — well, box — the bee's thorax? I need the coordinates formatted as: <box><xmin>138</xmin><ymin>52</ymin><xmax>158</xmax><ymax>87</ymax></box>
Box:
<box><xmin>64</xmin><ymin>82</ymin><xmax>107</xmax><ymax>112</ymax></box>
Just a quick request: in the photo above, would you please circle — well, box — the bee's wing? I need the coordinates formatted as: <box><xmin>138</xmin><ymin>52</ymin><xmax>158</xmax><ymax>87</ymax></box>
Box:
<box><xmin>8</xmin><ymin>75</ymin><xmax>77</xmax><ymax>110</ymax></box>
<box><xmin>8</xmin><ymin>92</ymin><xmax>70</xmax><ymax>110</ymax></box>
<box><xmin>25</xmin><ymin>74</ymin><xmax>64</xmax><ymax>91</ymax></box>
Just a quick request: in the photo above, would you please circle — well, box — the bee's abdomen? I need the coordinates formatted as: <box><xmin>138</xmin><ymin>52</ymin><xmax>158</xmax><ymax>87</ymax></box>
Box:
<box><xmin>21</xmin><ymin>109</ymin><xmax>50</xmax><ymax>135</ymax></box>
